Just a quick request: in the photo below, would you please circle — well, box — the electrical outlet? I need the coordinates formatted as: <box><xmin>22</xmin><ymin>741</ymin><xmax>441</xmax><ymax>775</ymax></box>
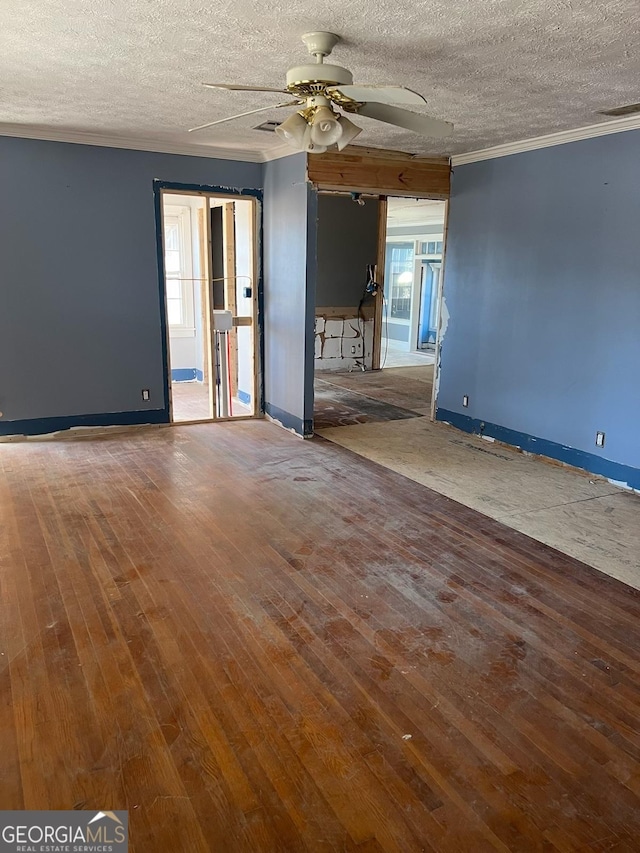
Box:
<box><xmin>596</xmin><ymin>431</ymin><xmax>605</xmax><ymax>447</ymax></box>
<box><xmin>462</xmin><ymin>395</ymin><xmax>469</xmax><ymax>408</ymax></box>
<box><xmin>142</xmin><ymin>389</ymin><xmax>150</xmax><ymax>401</ymax></box>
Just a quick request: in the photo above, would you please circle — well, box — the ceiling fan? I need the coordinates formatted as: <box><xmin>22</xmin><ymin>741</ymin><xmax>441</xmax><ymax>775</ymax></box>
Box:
<box><xmin>189</xmin><ymin>31</ymin><xmax>454</xmax><ymax>153</ymax></box>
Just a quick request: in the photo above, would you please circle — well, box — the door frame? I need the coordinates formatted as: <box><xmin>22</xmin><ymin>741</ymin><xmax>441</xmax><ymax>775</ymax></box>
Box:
<box><xmin>153</xmin><ymin>181</ymin><xmax>263</xmax><ymax>424</ymax></box>
<box><xmin>430</xmin><ymin>199</ymin><xmax>450</xmax><ymax>421</ymax></box>
<box><xmin>371</xmin><ymin>197</ymin><xmax>450</xmax><ymax>420</ymax></box>
<box><xmin>373</xmin><ymin>192</ymin><xmax>449</xmax><ymax>386</ymax></box>
<box><xmin>371</xmin><ymin>196</ymin><xmax>387</xmax><ymax>370</ymax></box>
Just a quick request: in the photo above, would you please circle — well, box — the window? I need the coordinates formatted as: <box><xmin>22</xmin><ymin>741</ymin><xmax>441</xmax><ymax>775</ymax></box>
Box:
<box><xmin>163</xmin><ymin>207</ymin><xmax>195</xmax><ymax>336</ymax></box>
<box><xmin>419</xmin><ymin>240</ymin><xmax>443</xmax><ymax>256</ymax></box>
<box><xmin>386</xmin><ymin>243</ymin><xmax>414</xmax><ymax>320</ymax></box>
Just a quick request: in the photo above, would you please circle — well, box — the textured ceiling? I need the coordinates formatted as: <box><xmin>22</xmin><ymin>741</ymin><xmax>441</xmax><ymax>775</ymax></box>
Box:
<box><xmin>1</xmin><ymin>0</ymin><xmax>639</xmax><ymax>158</ymax></box>
<box><xmin>387</xmin><ymin>198</ymin><xmax>445</xmax><ymax>227</ymax></box>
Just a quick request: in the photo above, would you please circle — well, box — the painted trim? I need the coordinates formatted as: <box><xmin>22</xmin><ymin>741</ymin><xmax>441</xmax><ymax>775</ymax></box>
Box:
<box><xmin>155</xmin><ymin>181</ymin><xmax>265</xmax><ymax>422</ymax></box>
<box><xmin>154</xmin><ymin>180</ymin><xmax>263</xmax><ymax>199</ymax></box>
<box><xmin>171</xmin><ymin>368</ymin><xmax>202</xmax><ymax>382</ymax></box>
<box><xmin>154</xmin><ymin>186</ymin><xmax>173</xmax><ymax>423</ymax></box>
<box><xmin>436</xmin><ymin>408</ymin><xmax>640</xmax><ymax>491</ymax></box>
<box><xmin>451</xmin><ymin>114</ymin><xmax>640</xmax><ymax>166</ymax></box>
<box><xmin>253</xmin><ymin>195</ymin><xmax>265</xmax><ymax>418</ymax></box>
<box><xmin>262</xmin><ymin>143</ymin><xmax>302</xmax><ymax>162</ymax></box>
<box><xmin>4</xmin><ymin>114</ymin><xmax>639</xmax><ymax>170</ymax></box>
<box><xmin>0</xmin><ymin>409</ymin><xmax>167</xmax><ymax>438</ymax></box>
<box><xmin>0</xmin><ymin>123</ymin><xmax>295</xmax><ymax>163</ymax></box>
<box><xmin>237</xmin><ymin>389</ymin><xmax>251</xmax><ymax>405</ymax></box>
<box><xmin>265</xmin><ymin>402</ymin><xmax>313</xmax><ymax>438</ymax></box>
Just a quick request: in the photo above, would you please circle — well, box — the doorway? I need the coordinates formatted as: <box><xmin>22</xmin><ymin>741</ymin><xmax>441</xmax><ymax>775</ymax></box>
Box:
<box><xmin>159</xmin><ymin>190</ymin><xmax>259</xmax><ymax>423</ymax></box>
<box><xmin>380</xmin><ymin>198</ymin><xmax>447</xmax><ymax>370</ymax></box>
<box><xmin>311</xmin><ymin>195</ymin><xmax>447</xmax><ymax>432</ymax></box>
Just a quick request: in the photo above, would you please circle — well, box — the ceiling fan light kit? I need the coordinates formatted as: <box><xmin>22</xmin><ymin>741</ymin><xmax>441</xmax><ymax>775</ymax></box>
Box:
<box><xmin>275</xmin><ymin>111</ymin><xmax>307</xmax><ymax>144</ymax></box>
<box><xmin>190</xmin><ymin>32</ymin><xmax>454</xmax><ymax>151</ymax></box>
<box><xmin>335</xmin><ymin>114</ymin><xmax>362</xmax><ymax>150</ymax></box>
<box><xmin>275</xmin><ymin>104</ymin><xmax>362</xmax><ymax>153</ymax></box>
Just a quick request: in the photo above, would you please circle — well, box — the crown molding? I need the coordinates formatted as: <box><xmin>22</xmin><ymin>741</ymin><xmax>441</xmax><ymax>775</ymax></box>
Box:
<box><xmin>0</xmin><ymin>123</ymin><xmax>276</xmax><ymax>163</ymax></box>
<box><xmin>0</xmin><ymin>122</ymin><xmax>432</xmax><ymax>166</ymax></box>
<box><xmin>261</xmin><ymin>141</ymin><xmax>302</xmax><ymax>161</ymax></box>
<box><xmin>451</xmin><ymin>114</ymin><xmax>640</xmax><ymax>166</ymax></box>
<box><xmin>8</xmin><ymin>113</ymin><xmax>638</xmax><ymax>170</ymax></box>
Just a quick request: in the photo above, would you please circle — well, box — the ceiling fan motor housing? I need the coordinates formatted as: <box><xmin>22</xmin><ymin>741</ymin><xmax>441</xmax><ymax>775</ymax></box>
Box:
<box><xmin>286</xmin><ymin>63</ymin><xmax>353</xmax><ymax>91</ymax></box>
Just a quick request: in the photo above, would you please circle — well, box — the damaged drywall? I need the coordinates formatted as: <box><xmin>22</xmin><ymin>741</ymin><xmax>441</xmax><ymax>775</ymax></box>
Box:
<box><xmin>314</xmin><ymin>310</ymin><xmax>374</xmax><ymax>372</ymax></box>
<box><xmin>432</xmin><ymin>294</ymin><xmax>449</xmax><ymax>405</ymax></box>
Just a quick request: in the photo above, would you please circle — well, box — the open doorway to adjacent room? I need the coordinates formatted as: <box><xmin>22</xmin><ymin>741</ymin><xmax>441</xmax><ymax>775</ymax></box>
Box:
<box><xmin>312</xmin><ymin>193</ymin><xmax>447</xmax><ymax>431</ymax></box>
<box><xmin>380</xmin><ymin>198</ymin><xmax>447</xmax><ymax>370</ymax></box>
<box><xmin>159</xmin><ymin>190</ymin><xmax>258</xmax><ymax>423</ymax></box>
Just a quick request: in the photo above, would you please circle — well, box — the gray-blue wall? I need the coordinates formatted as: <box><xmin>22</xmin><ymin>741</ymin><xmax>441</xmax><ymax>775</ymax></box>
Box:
<box><xmin>438</xmin><ymin>129</ymin><xmax>640</xmax><ymax>487</ymax></box>
<box><xmin>263</xmin><ymin>153</ymin><xmax>316</xmax><ymax>435</ymax></box>
<box><xmin>316</xmin><ymin>194</ymin><xmax>380</xmax><ymax>308</ymax></box>
<box><xmin>0</xmin><ymin>136</ymin><xmax>261</xmax><ymax>433</ymax></box>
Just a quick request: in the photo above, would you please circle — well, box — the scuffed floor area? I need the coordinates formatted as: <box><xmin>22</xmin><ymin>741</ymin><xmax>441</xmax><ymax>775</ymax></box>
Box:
<box><xmin>3</xmin><ymin>420</ymin><xmax>640</xmax><ymax>849</ymax></box>
<box><xmin>313</xmin><ymin>378</ymin><xmax>422</xmax><ymax>428</ymax></box>
<box><xmin>318</xmin><ymin>416</ymin><xmax>640</xmax><ymax>589</ymax></box>
<box><xmin>314</xmin><ymin>365</ymin><xmax>434</xmax><ymax>428</ymax></box>
<box><xmin>314</xmin><ymin>363</ymin><xmax>639</xmax><ymax>588</ymax></box>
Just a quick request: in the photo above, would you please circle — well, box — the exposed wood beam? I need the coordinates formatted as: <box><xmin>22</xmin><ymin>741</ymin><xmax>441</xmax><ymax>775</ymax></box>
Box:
<box><xmin>308</xmin><ymin>148</ymin><xmax>450</xmax><ymax>198</ymax></box>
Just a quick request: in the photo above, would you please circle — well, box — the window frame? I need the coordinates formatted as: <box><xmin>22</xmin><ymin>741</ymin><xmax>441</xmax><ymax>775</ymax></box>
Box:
<box><xmin>163</xmin><ymin>205</ymin><xmax>196</xmax><ymax>338</ymax></box>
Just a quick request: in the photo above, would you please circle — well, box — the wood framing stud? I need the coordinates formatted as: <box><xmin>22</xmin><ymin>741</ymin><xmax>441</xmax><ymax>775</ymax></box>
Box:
<box><xmin>307</xmin><ymin>148</ymin><xmax>450</xmax><ymax>198</ymax></box>
<box><xmin>223</xmin><ymin>203</ymin><xmax>239</xmax><ymax>399</ymax></box>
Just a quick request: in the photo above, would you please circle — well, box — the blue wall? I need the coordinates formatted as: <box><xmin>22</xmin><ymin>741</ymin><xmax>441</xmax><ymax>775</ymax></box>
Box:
<box><xmin>438</xmin><ymin>129</ymin><xmax>640</xmax><ymax>488</ymax></box>
<box><xmin>0</xmin><ymin>136</ymin><xmax>262</xmax><ymax>435</ymax></box>
<box><xmin>316</xmin><ymin>194</ymin><xmax>380</xmax><ymax>308</ymax></box>
<box><xmin>263</xmin><ymin>154</ymin><xmax>316</xmax><ymax>436</ymax></box>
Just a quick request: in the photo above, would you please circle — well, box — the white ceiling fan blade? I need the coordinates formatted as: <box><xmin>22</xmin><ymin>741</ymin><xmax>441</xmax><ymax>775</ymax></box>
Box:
<box><xmin>203</xmin><ymin>83</ymin><xmax>289</xmax><ymax>94</ymax></box>
<box><xmin>357</xmin><ymin>102</ymin><xmax>454</xmax><ymax>137</ymax></box>
<box><xmin>330</xmin><ymin>85</ymin><xmax>427</xmax><ymax>107</ymax></box>
<box><xmin>189</xmin><ymin>102</ymin><xmax>298</xmax><ymax>133</ymax></box>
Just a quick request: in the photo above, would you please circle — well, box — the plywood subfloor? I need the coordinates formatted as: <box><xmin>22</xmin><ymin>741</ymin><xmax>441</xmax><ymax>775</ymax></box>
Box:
<box><xmin>2</xmin><ymin>421</ymin><xmax>640</xmax><ymax>851</ymax></box>
<box><xmin>318</xmin><ymin>416</ymin><xmax>640</xmax><ymax>589</ymax></box>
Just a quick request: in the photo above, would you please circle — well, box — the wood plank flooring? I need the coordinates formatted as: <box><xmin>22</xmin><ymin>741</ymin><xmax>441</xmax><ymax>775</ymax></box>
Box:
<box><xmin>1</xmin><ymin>421</ymin><xmax>640</xmax><ymax>851</ymax></box>
<box><xmin>314</xmin><ymin>365</ymin><xmax>434</xmax><ymax>416</ymax></box>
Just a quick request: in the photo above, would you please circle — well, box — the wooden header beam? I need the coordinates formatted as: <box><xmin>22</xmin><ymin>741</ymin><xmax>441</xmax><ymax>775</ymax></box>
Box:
<box><xmin>307</xmin><ymin>147</ymin><xmax>450</xmax><ymax>199</ymax></box>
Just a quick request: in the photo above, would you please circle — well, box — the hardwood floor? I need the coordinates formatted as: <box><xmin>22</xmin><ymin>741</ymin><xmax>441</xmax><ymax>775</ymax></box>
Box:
<box><xmin>171</xmin><ymin>380</ymin><xmax>211</xmax><ymax>420</ymax></box>
<box><xmin>314</xmin><ymin>365</ymin><xmax>434</xmax><ymax>427</ymax></box>
<box><xmin>171</xmin><ymin>381</ymin><xmax>252</xmax><ymax>422</ymax></box>
<box><xmin>1</xmin><ymin>421</ymin><xmax>640</xmax><ymax>851</ymax></box>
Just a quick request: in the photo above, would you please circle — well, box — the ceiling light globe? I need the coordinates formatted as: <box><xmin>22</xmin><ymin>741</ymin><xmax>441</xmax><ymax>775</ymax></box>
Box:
<box><xmin>275</xmin><ymin>111</ymin><xmax>308</xmax><ymax>149</ymax></box>
<box><xmin>336</xmin><ymin>114</ymin><xmax>362</xmax><ymax>150</ymax></box>
<box><xmin>310</xmin><ymin>106</ymin><xmax>343</xmax><ymax>146</ymax></box>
